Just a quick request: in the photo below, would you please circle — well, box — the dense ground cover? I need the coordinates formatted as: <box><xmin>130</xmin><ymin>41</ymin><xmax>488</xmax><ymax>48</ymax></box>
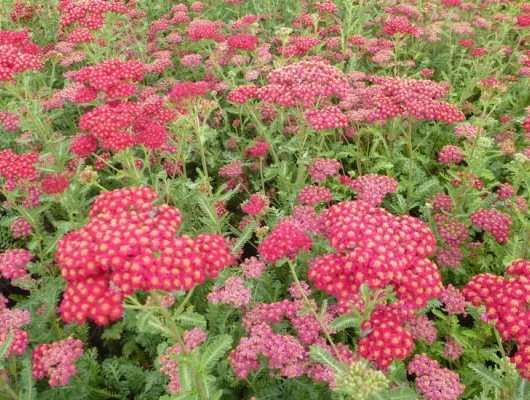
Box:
<box><xmin>1</xmin><ymin>0</ymin><xmax>530</xmax><ymax>398</ymax></box>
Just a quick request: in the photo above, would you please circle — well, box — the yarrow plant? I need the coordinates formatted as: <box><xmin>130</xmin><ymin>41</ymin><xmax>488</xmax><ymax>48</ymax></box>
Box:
<box><xmin>1</xmin><ymin>0</ymin><xmax>530</xmax><ymax>398</ymax></box>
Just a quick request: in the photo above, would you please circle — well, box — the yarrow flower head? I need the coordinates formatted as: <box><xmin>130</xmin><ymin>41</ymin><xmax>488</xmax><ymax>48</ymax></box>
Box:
<box><xmin>207</xmin><ymin>276</ymin><xmax>251</xmax><ymax>308</ymax></box>
<box><xmin>298</xmin><ymin>185</ymin><xmax>333</xmax><ymax>205</ymax></box>
<box><xmin>240</xmin><ymin>256</ymin><xmax>266</xmax><ymax>279</ymax></box>
<box><xmin>408</xmin><ymin>354</ymin><xmax>465</xmax><ymax>400</ymax></box>
<box><xmin>32</xmin><ymin>338</ymin><xmax>84</xmax><ymax>387</ymax></box>
<box><xmin>0</xmin><ymin>249</ymin><xmax>33</xmax><ymax>280</ymax></box>
<box><xmin>438</xmin><ymin>145</ymin><xmax>464</xmax><ymax>164</ymax></box>
<box><xmin>470</xmin><ymin>209</ymin><xmax>511</xmax><ymax>243</ymax></box>
<box><xmin>258</xmin><ymin>221</ymin><xmax>312</xmax><ymax>263</ymax></box>
<box><xmin>56</xmin><ymin>187</ymin><xmax>234</xmax><ymax>325</ymax></box>
<box><xmin>344</xmin><ymin>174</ymin><xmax>398</xmax><ymax>206</ymax></box>
<box><xmin>0</xmin><ymin>303</ymin><xmax>30</xmax><ymax>357</ymax></box>
<box><xmin>241</xmin><ymin>193</ymin><xmax>270</xmax><ymax>216</ymax></box>
<box><xmin>309</xmin><ymin>158</ymin><xmax>342</xmax><ymax>182</ymax></box>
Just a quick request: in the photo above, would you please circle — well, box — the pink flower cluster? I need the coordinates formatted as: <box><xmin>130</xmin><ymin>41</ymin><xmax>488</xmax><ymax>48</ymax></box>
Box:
<box><xmin>342</xmin><ymin>75</ymin><xmax>464</xmax><ymax>124</ymax></box>
<box><xmin>32</xmin><ymin>338</ymin><xmax>84</xmax><ymax>387</ymax></box>
<box><xmin>0</xmin><ymin>298</ymin><xmax>30</xmax><ymax>357</ymax></box>
<box><xmin>405</xmin><ymin>314</ymin><xmax>437</xmax><ymax>344</ymax></box>
<box><xmin>343</xmin><ymin>174</ymin><xmax>398</xmax><ymax>206</ymax></box>
<box><xmin>434</xmin><ymin>214</ymin><xmax>469</xmax><ymax>247</ymax></box>
<box><xmin>73</xmin><ymin>59</ymin><xmax>146</xmax><ymax>101</ymax></box>
<box><xmin>441</xmin><ymin>284</ymin><xmax>468</xmax><ymax>315</ymax></box>
<box><xmin>0</xmin><ymin>249</ymin><xmax>33</xmax><ymax>280</ymax></box>
<box><xmin>56</xmin><ymin>187</ymin><xmax>234</xmax><ymax>325</ymax></box>
<box><xmin>438</xmin><ymin>145</ymin><xmax>464</xmax><ymax>164</ymax></box>
<box><xmin>429</xmin><ymin>193</ymin><xmax>453</xmax><ymax>212</ymax></box>
<box><xmin>207</xmin><ymin>276</ymin><xmax>251</xmax><ymax>308</ymax></box>
<box><xmin>257</xmin><ymin>59</ymin><xmax>351</xmax><ymax>108</ymax></box>
<box><xmin>462</xmin><ymin>259</ymin><xmax>530</xmax><ymax>378</ymax></box>
<box><xmin>240</xmin><ymin>257</ymin><xmax>266</xmax><ymax>279</ymax></box>
<box><xmin>298</xmin><ymin>185</ymin><xmax>333</xmax><ymax>205</ymax></box>
<box><xmin>230</xmin><ymin>286</ymin><xmax>354</xmax><ymax>386</ymax></box>
<box><xmin>470</xmin><ymin>209</ymin><xmax>512</xmax><ymax>243</ymax></box>
<box><xmin>309</xmin><ymin>158</ymin><xmax>341</xmax><ymax>182</ymax></box>
<box><xmin>304</xmin><ymin>106</ymin><xmax>349</xmax><ymax>131</ymax></box>
<box><xmin>408</xmin><ymin>354</ymin><xmax>465</xmax><ymax>400</ymax></box>
<box><xmin>11</xmin><ymin>217</ymin><xmax>34</xmax><ymax>238</ymax></box>
<box><xmin>226</xmin><ymin>84</ymin><xmax>259</xmax><ymax>103</ymax></box>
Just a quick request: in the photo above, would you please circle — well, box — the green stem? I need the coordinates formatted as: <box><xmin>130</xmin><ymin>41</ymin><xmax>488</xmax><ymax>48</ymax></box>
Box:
<box><xmin>194</xmin><ymin>116</ymin><xmax>209</xmax><ymax>180</ymax></box>
<box><xmin>0</xmin><ymin>376</ymin><xmax>18</xmax><ymax>400</ymax></box>
<box><xmin>405</xmin><ymin>118</ymin><xmax>414</xmax><ymax>211</ymax></box>
<box><xmin>150</xmin><ymin>292</ymin><xmax>207</xmax><ymax>400</ymax></box>
<box><xmin>287</xmin><ymin>261</ymin><xmax>345</xmax><ymax>366</ymax></box>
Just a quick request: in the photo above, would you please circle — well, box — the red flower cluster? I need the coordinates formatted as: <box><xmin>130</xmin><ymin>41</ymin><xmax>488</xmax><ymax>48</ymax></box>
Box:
<box><xmin>0</xmin><ymin>149</ymin><xmax>39</xmax><ymax>180</ymax></box>
<box><xmin>32</xmin><ymin>338</ymin><xmax>84</xmax><ymax>387</ymax></box>
<box><xmin>0</xmin><ymin>30</ymin><xmax>43</xmax><ymax>82</ymax></box>
<box><xmin>383</xmin><ymin>16</ymin><xmax>421</xmax><ymax>37</ymax></box>
<box><xmin>78</xmin><ymin>98</ymin><xmax>175</xmax><ymax>151</ymax></box>
<box><xmin>41</xmin><ymin>173</ymin><xmax>70</xmax><ymax>195</ymax></box>
<box><xmin>345</xmin><ymin>174</ymin><xmax>398</xmax><ymax>206</ymax></box>
<box><xmin>226</xmin><ymin>84</ymin><xmax>259</xmax><ymax>103</ymax></box>
<box><xmin>462</xmin><ymin>259</ymin><xmax>530</xmax><ymax>378</ymax></box>
<box><xmin>241</xmin><ymin>193</ymin><xmax>269</xmax><ymax>216</ymax></box>
<box><xmin>74</xmin><ymin>59</ymin><xmax>146</xmax><ymax>101</ymax></box>
<box><xmin>470</xmin><ymin>209</ymin><xmax>511</xmax><ymax>243</ymax></box>
<box><xmin>226</xmin><ymin>34</ymin><xmax>259</xmax><ymax>50</ymax></box>
<box><xmin>186</xmin><ymin>19</ymin><xmax>224</xmax><ymax>42</ymax></box>
<box><xmin>258</xmin><ymin>221</ymin><xmax>312</xmax><ymax>263</ymax></box>
<box><xmin>358</xmin><ymin>305</ymin><xmax>414</xmax><ymax>368</ymax></box>
<box><xmin>310</xmin><ymin>201</ymin><xmax>441</xmax><ymax>311</ymax></box>
<box><xmin>168</xmin><ymin>81</ymin><xmax>211</xmax><ymax>105</ymax></box>
<box><xmin>56</xmin><ymin>187</ymin><xmax>234</xmax><ymax>325</ymax></box>
<box><xmin>59</xmin><ymin>0</ymin><xmax>128</xmax><ymax>30</ymax></box>
<box><xmin>70</xmin><ymin>134</ymin><xmax>98</xmax><ymax>158</ymax></box>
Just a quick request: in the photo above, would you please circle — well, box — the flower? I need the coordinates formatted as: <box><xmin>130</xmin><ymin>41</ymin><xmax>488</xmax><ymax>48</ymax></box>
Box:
<box><xmin>308</xmin><ymin>159</ymin><xmax>341</xmax><ymax>182</ymax></box>
<box><xmin>408</xmin><ymin>354</ymin><xmax>465</xmax><ymax>400</ymax></box>
<box><xmin>56</xmin><ymin>187</ymin><xmax>234</xmax><ymax>325</ymax></box>
<box><xmin>0</xmin><ymin>249</ymin><xmax>33</xmax><ymax>280</ymax></box>
<box><xmin>32</xmin><ymin>338</ymin><xmax>84</xmax><ymax>387</ymax></box>
<box><xmin>345</xmin><ymin>174</ymin><xmax>398</xmax><ymax>206</ymax></box>
<box><xmin>298</xmin><ymin>185</ymin><xmax>333</xmax><ymax>205</ymax></box>
<box><xmin>258</xmin><ymin>221</ymin><xmax>312</xmax><ymax>263</ymax></box>
<box><xmin>207</xmin><ymin>276</ymin><xmax>251</xmax><ymax>308</ymax></box>
<box><xmin>438</xmin><ymin>145</ymin><xmax>464</xmax><ymax>164</ymax></box>
<box><xmin>241</xmin><ymin>193</ymin><xmax>270</xmax><ymax>216</ymax></box>
<box><xmin>470</xmin><ymin>209</ymin><xmax>511</xmax><ymax>243</ymax></box>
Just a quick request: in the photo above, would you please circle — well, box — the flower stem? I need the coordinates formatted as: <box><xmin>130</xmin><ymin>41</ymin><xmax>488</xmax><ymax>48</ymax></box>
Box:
<box><xmin>287</xmin><ymin>261</ymin><xmax>345</xmax><ymax>366</ymax></box>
